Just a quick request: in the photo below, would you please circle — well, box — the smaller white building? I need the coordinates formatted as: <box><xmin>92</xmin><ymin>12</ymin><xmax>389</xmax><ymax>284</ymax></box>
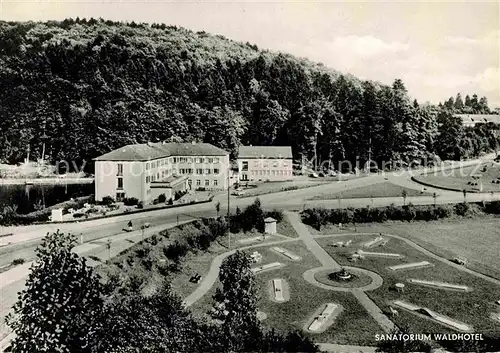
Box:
<box><xmin>264</xmin><ymin>217</ymin><xmax>277</xmax><ymax>234</ymax></box>
<box><xmin>237</xmin><ymin>146</ymin><xmax>293</xmax><ymax>182</ymax></box>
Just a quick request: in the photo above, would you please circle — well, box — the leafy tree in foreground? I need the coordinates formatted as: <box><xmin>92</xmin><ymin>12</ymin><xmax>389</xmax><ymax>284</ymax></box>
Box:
<box><xmin>211</xmin><ymin>251</ymin><xmax>262</xmax><ymax>351</ymax></box>
<box><xmin>6</xmin><ymin>231</ymin><xmax>105</xmax><ymax>353</ymax></box>
<box><xmin>101</xmin><ymin>282</ymin><xmax>211</xmax><ymax>353</ymax></box>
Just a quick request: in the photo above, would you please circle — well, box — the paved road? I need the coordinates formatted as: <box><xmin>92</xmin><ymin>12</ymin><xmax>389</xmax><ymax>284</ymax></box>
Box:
<box><xmin>1</xmin><ymin>153</ymin><xmax>497</xmax><ymax>250</ymax></box>
<box><xmin>0</xmin><ymin>221</ymin><xmax>190</xmax><ymax>347</ymax></box>
<box><xmin>0</xmin><ymin>154</ymin><xmax>496</xmax><ymax>351</ymax></box>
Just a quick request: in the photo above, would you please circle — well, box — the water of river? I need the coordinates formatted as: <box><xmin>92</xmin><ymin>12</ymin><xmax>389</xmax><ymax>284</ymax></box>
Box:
<box><xmin>0</xmin><ymin>183</ymin><xmax>95</xmax><ymax>214</ymax></box>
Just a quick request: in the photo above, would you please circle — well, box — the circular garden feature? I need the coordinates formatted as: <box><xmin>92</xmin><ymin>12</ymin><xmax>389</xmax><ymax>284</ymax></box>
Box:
<box><xmin>314</xmin><ymin>267</ymin><xmax>374</xmax><ymax>289</ymax></box>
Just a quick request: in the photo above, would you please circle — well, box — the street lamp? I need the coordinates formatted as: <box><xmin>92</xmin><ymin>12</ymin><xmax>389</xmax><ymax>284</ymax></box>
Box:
<box><xmin>227</xmin><ymin>162</ymin><xmax>231</xmax><ymax>250</ymax></box>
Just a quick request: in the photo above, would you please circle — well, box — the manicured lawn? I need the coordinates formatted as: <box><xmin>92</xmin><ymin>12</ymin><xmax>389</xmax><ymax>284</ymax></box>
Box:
<box><xmin>237</xmin><ymin>180</ymin><xmax>327</xmax><ymax>198</ymax></box>
<box><xmin>353</xmin><ymin>219</ymin><xmax>500</xmax><ymax>281</ymax></box>
<box><xmin>316</xmin><ymin>235</ymin><xmax>500</xmax><ymax>336</ymax></box>
<box><xmin>276</xmin><ymin>216</ymin><xmax>300</xmax><ymax>238</ymax></box>
<box><xmin>307</xmin><ymin>218</ymin><xmax>500</xmax><ymax>281</ymax></box>
<box><xmin>308</xmin><ymin>182</ymin><xmax>431</xmax><ymax>200</ymax></box>
<box><xmin>188</xmin><ymin>241</ymin><xmax>383</xmax><ymax>346</ymax></box>
<box><xmin>414</xmin><ymin>162</ymin><xmax>500</xmax><ymax>192</ymax></box>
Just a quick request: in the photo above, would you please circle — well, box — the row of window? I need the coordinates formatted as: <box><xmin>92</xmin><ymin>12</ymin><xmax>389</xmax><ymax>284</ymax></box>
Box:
<box><xmin>248</xmin><ymin>170</ymin><xmax>292</xmax><ymax>176</ymax></box>
<box><xmin>144</xmin><ymin>157</ymin><xmax>221</xmax><ymax>170</ymax></box>
<box><xmin>181</xmin><ymin>168</ymin><xmax>219</xmax><ymax>175</ymax></box>
<box><xmin>188</xmin><ymin>179</ymin><xmax>218</xmax><ymax>187</ymax></box>
<box><xmin>241</xmin><ymin>160</ymin><xmax>290</xmax><ymax>169</ymax></box>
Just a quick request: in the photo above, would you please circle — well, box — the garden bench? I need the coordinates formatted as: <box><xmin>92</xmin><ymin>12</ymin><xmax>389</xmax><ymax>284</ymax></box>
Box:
<box><xmin>190</xmin><ymin>274</ymin><xmax>202</xmax><ymax>283</ymax></box>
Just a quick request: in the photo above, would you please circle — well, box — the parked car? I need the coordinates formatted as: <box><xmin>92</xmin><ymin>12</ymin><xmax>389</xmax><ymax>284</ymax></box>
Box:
<box><xmin>309</xmin><ymin>172</ymin><xmax>319</xmax><ymax>178</ymax></box>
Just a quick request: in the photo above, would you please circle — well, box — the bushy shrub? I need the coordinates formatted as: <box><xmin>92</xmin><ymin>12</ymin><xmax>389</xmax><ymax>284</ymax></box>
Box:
<box><xmin>134</xmin><ymin>246</ymin><xmax>150</xmax><ymax>258</ymax></box>
<box><xmin>137</xmin><ymin>202</ymin><xmax>144</xmax><ymax>209</ymax></box>
<box><xmin>141</xmin><ymin>258</ymin><xmax>153</xmax><ymax>271</ymax></box>
<box><xmin>454</xmin><ymin>202</ymin><xmax>470</xmax><ymax>216</ymax></box>
<box><xmin>123</xmin><ymin>197</ymin><xmax>139</xmax><ymax>206</ymax></box>
<box><xmin>163</xmin><ymin>242</ymin><xmax>189</xmax><ymax>262</ymax></box>
<box><xmin>158</xmin><ymin>193</ymin><xmax>167</xmax><ymax>203</ymax></box>
<box><xmin>100</xmin><ymin>196</ymin><xmax>114</xmax><ymax>206</ymax></box>
<box><xmin>73</xmin><ymin>213</ymin><xmax>84</xmax><ymax>218</ymax></box>
<box><xmin>265</xmin><ymin>209</ymin><xmax>284</xmax><ymax>222</ymax></box>
<box><xmin>11</xmin><ymin>258</ymin><xmax>25</xmax><ymax>265</ymax></box>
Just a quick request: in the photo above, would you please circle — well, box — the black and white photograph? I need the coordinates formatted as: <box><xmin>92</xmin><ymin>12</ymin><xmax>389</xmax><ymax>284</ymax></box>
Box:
<box><xmin>0</xmin><ymin>1</ymin><xmax>499</xmax><ymax>352</ymax></box>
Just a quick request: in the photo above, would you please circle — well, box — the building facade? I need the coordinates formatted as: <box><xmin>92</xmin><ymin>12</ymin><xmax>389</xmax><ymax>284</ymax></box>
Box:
<box><xmin>454</xmin><ymin>114</ymin><xmax>500</xmax><ymax>127</ymax></box>
<box><xmin>94</xmin><ymin>142</ymin><xmax>229</xmax><ymax>204</ymax></box>
<box><xmin>237</xmin><ymin>146</ymin><xmax>293</xmax><ymax>182</ymax></box>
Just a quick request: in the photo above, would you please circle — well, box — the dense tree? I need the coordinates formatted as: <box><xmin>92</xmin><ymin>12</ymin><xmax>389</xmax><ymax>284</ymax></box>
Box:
<box><xmin>0</xmin><ymin>19</ymin><xmax>497</xmax><ymax>172</ymax></box>
<box><xmin>6</xmin><ymin>231</ymin><xmax>105</xmax><ymax>353</ymax></box>
<box><xmin>211</xmin><ymin>251</ymin><xmax>262</xmax><ymax>351</ymax></box>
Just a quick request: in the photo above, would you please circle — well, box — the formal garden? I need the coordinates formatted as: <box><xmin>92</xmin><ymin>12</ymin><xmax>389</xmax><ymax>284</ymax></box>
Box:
<box><xmin>308</xmin><ymin>181</ymin><xmax>432</xmax><ymax>200</ymax></box>
<box><xmin>6</xmin><ymin>198</ymin><xmax>500</xmax><ymax>352</ymax></box>
<box><xmin>413</xmin><ymin>162</ymin><xmax>500</xmax><ymax>193</ymax></box>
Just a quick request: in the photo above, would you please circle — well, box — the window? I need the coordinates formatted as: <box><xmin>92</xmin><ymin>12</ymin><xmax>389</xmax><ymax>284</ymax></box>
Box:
<box><xmin>187</xmin><ymin>157</ymin><xmax>192</xmax><ymax>163</ymax></box>
<box><xmin>273</xmin><ymin>161</ymin><xmax>278</xmax><ymax>167</ymax></box>
<box><xmin>213</xmin><ymin>168</ymin><xmax>219</xmax><ymax>174</ymax></box>
<box><xmin>173</xmin><ymin>157</ymin><xmax>177</xmax><ymax>163</ymax></box>
<box><xmin>188</xmin><ymin>179</ymin><xmax>192</xmax><ymax>186</ymax></box>
<box><xmin>214</xmin><ymin>158</ymin><xmax>219</xmax><ymax>163</ymax></box>
<box><xmin>116</xmin><ymin>192</ymin><xmax>125</xmax><ymax>201</ymax></box>
<box><xmin>263</xmin><ymin>161</ymin><xmax>269</xmax><ymax>168</ymax></box>
<box><xmin>196</xmin><ymin>157</ymin><xmax>203</xmax><ymax>163</ymax></box>
<box><xmin>242</xmin><ymin>161</ymin><xmax>248</xmax><ymax>171</ymax></box>
<box><xmin>205</xmin><ymin>180</ymin><xmax>209</xmax><ymax>186</ymax></box>
<box><xmin>283</xmin><ymin>161</ymin><xmax>289</xmax><ymax>167</ymax></box>
<box><xmin>146</xmin><ymin>176</ymin><xmax>150</xmax><ymax>183</ymax></box>
<box><xmin>204</xmin><ymin>158</ymin><xmax>209</xmax><ymax>163</ymax></box>
<box><xmin>196</xmin><ymin>168</ymin><xmax>203</xmax><ymax>175</ymax></box>
<box><xmin>205</xmin><ymin>169</ymin><xmax>211</xmax><ymax>175</ymax></box>
<box><xmin>117</xmin><ymin>177</ymin><xmax>123</xmax><ymax>189</ymax></box>
<box><xmin>157</xmin><ymin>173</ymin><xmax>159</xmax><ymax>180</ymax></box>
<box><xmin>208</xmin><ymin>158</ymin><xmax>213</xmax><ymax>163</ymax></box>
<box><xmin>213</xmin><ymin>180</ymin><xmax>218</xmax><ymax>186</ymax></box>
<box><xmin>162</xmin><ymin>171</ymin><xmax>165</xmax><ymax>178</ymax></box>
<box><xmin>146</xmin><ymin>162</ymin><xmax>150</xmax><ymax>170</ymax></box>
<box><xmin>117</xmin><ymin>163</ymin><xmax>123</xmax><ymax>176</ymax></box>
<box><xmin>196</xmin><ymin>179</ymin><xmax>201</xmax><ymax>186</ymax></box>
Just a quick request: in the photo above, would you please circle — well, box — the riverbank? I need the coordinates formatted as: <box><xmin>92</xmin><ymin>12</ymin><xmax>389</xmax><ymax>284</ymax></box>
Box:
<box><xmin>0</xmin><ymin>177</ymin><xmax>94</xmax><ymax>185</ymax></box>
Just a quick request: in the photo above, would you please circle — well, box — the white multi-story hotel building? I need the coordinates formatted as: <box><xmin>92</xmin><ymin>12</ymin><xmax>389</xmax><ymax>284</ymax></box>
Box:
<box><xmin>237</xmin><ymin>146</ymin><xmax>293</xmax><ymax>182</ymax></box>
<box><xmin>94</xmin><ymin>142</ymin><xmax>229</xmax><ymax>204</ymax></box>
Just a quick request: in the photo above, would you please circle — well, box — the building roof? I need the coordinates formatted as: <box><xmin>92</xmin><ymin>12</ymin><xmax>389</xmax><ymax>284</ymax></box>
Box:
<box><xmin>454</xmin><ymin>114</ymin><xmax>500</xmax><ymax>125</ymax></box>
<box><xmin>238</xmin><ymin>146</ymin><xmax>293</xmax><ymax>159</ymax></box>
<box><xmin>94</xmin><ymin>142</ymin><xmax>228</xmax><ymax>161</ymax></box>
<box><xmin>264</xmin><ymin>217</ymin><xmax>277</xmax><ymax>223</ymax></box>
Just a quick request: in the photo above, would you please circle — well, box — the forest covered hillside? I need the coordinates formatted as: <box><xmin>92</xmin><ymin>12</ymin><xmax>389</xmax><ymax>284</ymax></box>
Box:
<box><xmin>0</xmin><ymin>18</ymin><xmax>498</xmax><ymax>172</ymax></box>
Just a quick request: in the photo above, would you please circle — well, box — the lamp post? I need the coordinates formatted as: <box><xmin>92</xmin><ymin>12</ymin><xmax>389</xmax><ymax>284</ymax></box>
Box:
<box><xmin>227</xmin><ymin>162</ymin><xmax>231</xmax><ymax>250</ymax></box>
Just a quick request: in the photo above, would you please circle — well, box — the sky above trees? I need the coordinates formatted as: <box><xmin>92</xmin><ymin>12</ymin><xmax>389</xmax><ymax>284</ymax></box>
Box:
<box><xmin>1</xmin><ymin>0</ymin><xmax>498</xmax><ymax>107</ymax></box>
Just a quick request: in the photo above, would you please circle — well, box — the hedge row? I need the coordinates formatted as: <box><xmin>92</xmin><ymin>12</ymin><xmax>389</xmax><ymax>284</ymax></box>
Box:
<box><xmin>229</xmin><ymin>199</ymin><xmax>284</xmax><ymax>233</ymax></box>
<box><xmin>301</xmin><ymin>201</ymin><xmax>500</xmax><ymax>230</ymax></box>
